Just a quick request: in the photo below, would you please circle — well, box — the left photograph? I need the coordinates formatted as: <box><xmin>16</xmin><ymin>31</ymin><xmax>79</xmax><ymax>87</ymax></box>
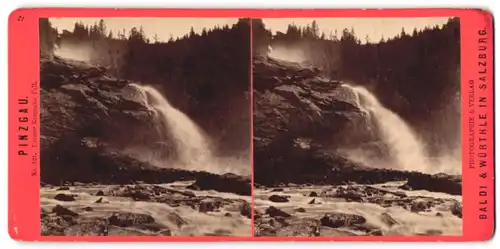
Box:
<box><xmin>39</xmin><ymin>17</ymin><xmax>251</xmax><ymax>236</ymax></box>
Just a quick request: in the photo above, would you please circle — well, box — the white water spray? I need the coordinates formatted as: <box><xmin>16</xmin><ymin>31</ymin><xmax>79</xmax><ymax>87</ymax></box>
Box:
<box><xmin>128</xmin><ymin>83</ymin><xmax>250</xmax><ymax>176</ymax></box>
<box><xmin>53</xmin><ymin>44</ymin><xmax>92</xmax><ymax>62</ymax></box>
<box><xmin>129</xmin><ymin>83</ymin><xmax>212</xmax><ymax>168</ymax></box>
<box><xmin>343</xmin><ymin>84</ymin><xmax>459</xmax><ymax>174</ymax></box>
<box><xmin>267</xmin><ymin>45</ymin><xmax>307</xmax><ymax>64</ymax></box>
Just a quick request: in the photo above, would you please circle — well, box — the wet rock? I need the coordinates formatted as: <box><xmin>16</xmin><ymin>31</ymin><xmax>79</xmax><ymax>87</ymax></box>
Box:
<box><xmin>334</xmin><ymin>187</ymin><xmax>364</xmax><ymax>202</ymax></box>
<box><xmin>83</xmin><ymin>207</ymin><xmax>93</xmax><ymax>212</ymax></box>
<box><xmin>436</xmin><ymin>212</ymin><xmax>443</xmax><ymax>217</ymax></box>
<box><xmin>269</xmin><ymin>195</ymin><xmax>289</xmax><ymax>203</ymax></box>
<box><xmin>54</xmin><ymin>193</ymin><xmax>76</xmax><ymax>201</ymax></box>
<box><xmin>410</xmin><ymin>201</ymin><xmax>428</xmax><ymax>213</ymax></box>
<box><xmin>95</xmin><ymin>190</ymin><xmax>104</xmax><ymax>196</ymax></box>
<box><xmin>198</xmin><ymin>201</ymin><xmax>222</xmax><ymax>213</ymax></box>
<box><xmin>187</xmin><ymin>173</ymin><xmax>251</xmax><ymax>196</ymax></box>
<box><xmin>265</xmin><ymin>206</ymin><xmax>291</xmax><ymax>218</ymax></box>
<box><xmin>308</xmin><ymin>198</ymin><xmax>315</xmax><ymax>204</ymax></box>
<box><xmin>57</xmin><ymin>186</ymin><xmax>70</xmax><ymax>191</ymax></box>
<box><xmin>423</xmin><ymin>229</ymin><xmax>443</xmax><ymax>236</ymax></box>
<box><xmin>319</xmin><ymin>212</ymin><xmax>366</xmax><ymax>228</ymax></box>
<box><xmin>309</xmin><ymin>191</ymin><xmax>318</xmax><ymax>197</ymax></box>
<box><xmin>59</xmin><ymin>215</ymin><xmax>77</xmax><ymax>225</ymax></box>
<box><xmin>224</xmin><ymin>213</ymin><xmax>232</xmax><ymax>217</ymax></box>
<box><xmin>41</xmin><ymin>215</ymin><xmax>71</xmax><ymax>236</ymax></box>
<box><xmin>369</xmin><ymin>229</ymin><xmax>383</xmax><ymax>236</ymax></box>
<box><xmin>95</xmin><ymin>197</ymin><xmax>103</xmax><ymax>203</ymax></box>
<box><xmin>270</xmin><ymin>188</ymin><xmax>284</xmax><ymax>192</ymax></box>
<box><xmin>295</xmin><ymin>207</ymin><xmax>306</xmax><ymax>213</ymax></box>
<box><xmin>255</xmin><ymin>224</ymin><xmax>278</xmax><ymax>236</ymax></box>
<box><xmin>404</xmin><ymin>173</ymin><xmax>462</xmax><ymax>195</ymax></box>
<box><xmin>276</xmin><ymin>218</ymin><xmax>320</xmax><ymax>237</ymax></box>
<box><xmin>350</xmin><ymin>222</ymin><xmax>380</xmax><ymax>233</ymax></box>
<box><xmin>380</xmin><ymin>213</ymin><xmax>397</xmax><ymax>227</ymax></box>
<box><xmin>274</xmin><ymin>216</ymin><xmax>287</xmax><ymax>224</ymax></box>
<box><xmin>117</xmin><ymin>186</ymin><xmax>152</xmax><ymax>201</ymax></box>
<box><xmin>108</xmin><ymin>212</ymin><xmax>155</xmax><ymax>227</ymax></box>
<box><xmin>165</xmin><ymin>212</ymin><xmax>188</xmax><ymax>228</ymax></box>
<box><xmin>399</xmin><ymin>183</ymin><xmax>412</xmax><ymax>191</ymax></box>
<box><xmin>182</xmin><ymin>191</ymin><xmax>196</xmax><ymax>198</ymax></box>
<box><xmin>254</xmin><ymin>211</ymin><xmax>262</xmax><ymax>220</ymax></box>
<box><xmin>240</xmin><ymin>202</ymin><xmax>252</xmax><ymax>218</ymax></box>
<box><xmin>52</xmin><ymin>205</ymin><xmax>78</xmax><ymax>217</ymax></box>
<box><xmin>158</xmin><ymin>229</ymin><xmax>172</xmax><ymax>236</ymax></box>
<box><xmin>186</xmin><ymin>184</ymin><xmax>201</xmax><ymax>191</ymax></box>
<box><xmin>62</xmin><ymin>218</ymin><xmax>110</xmax><ymax>236</ymax></box>
<box><xmin>451</xmin><ymin>201</ymin><xmax>462</xmax><ymax>218</ymax></box>
<box><xmin>41</xmin><ymin>208</ymin><xmax>49</xmax><ymax>219</ymax></box>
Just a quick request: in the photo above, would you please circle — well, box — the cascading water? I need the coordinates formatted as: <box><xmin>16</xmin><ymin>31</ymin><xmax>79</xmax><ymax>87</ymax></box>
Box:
<box><xmin>127</xmin><ymin>83</ymin><xmax>250</xmax><ymax>176</ymax></box>
<box><xmin>343</xmin><ymin>84</ymin><xmax>459</xmax><ymax>174</ymax></box>
<box><xmin>129</xmin><ymin>83</ymin><xmax>212</xmax><ymax>169</ymax></box>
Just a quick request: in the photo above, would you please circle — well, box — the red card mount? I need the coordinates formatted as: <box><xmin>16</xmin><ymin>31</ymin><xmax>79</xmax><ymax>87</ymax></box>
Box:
<box><xmin>7</xmin><ymin>8</ymin><xmax>494</xmax><ymax>242</ymax></box>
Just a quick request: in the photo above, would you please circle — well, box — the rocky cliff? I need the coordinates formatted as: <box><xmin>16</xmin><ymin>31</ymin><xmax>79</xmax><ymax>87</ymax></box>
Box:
<box><xmin>252</xmin><ymin>55</ymin><xmax>461</xmax><ymax>196</ymax></box>
<box><xmin>252</xmin><ymin>55</ymin><xmax>462</xmax><ymax>237</ymax></box>
<box><xmin>40</xmin><ymin>56</ymin><xmax>250</xmax><ymax>196</ymax></box>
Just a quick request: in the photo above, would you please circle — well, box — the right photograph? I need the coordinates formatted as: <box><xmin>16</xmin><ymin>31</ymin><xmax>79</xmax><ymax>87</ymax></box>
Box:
<box><xmin>252</xmin><ymin>17</ymin><xmax>462</xmax><ymax>237</ymax></box>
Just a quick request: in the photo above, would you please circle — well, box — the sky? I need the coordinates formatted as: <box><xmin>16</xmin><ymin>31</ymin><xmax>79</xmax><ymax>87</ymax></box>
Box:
<box><xmin>49</xmin><ymin>18</ymin><xmax>239</xmax><ymax>41</ymax></box>
<box><xmin>48</xmin><ymin>17</ymin><xmax>452</xmax><ymax>43</ymax></box>
<box><xmin>262</xmin><ymin>17</ymin><xmax>452</xmax><ymax>42</ymax></box>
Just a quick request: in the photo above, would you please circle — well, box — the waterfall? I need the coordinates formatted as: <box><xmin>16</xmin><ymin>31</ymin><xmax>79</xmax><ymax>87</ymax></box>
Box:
<box><xmin>129</xmin><ymin>83</ymin><xmax>212</xmax><ymax>169</ymax></box>
<box><xmin>343</xmin><ymin>84</ymin><xmax>459</xmax><ymax>174</ymax></box>
<box><xmin>127</xmin><ymin>83</ymin><xmax>250</xmax><ymax>176</ymax></box>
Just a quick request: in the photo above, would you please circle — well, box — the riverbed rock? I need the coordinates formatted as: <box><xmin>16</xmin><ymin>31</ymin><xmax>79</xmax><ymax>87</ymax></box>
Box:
<box><xmin>319</xmin><ymin>212</ymin><xmax>367</xmax><ymax>228</ymax></box>
<box><xmin>265</xmin><ymin>206</ymin><xmax>291</xmax><ymax>218</ymax></box>
<box><xmin>54</xmin><ymin>193</ymin><xmax>76</xmax><ymax>202</ymax></box>
<box><xmin>53</xmin><ymin>205</ymin><xmax>78</xmax><ymax>217</ymax></box>
<box><xmin>269</xmin><ymin>195</ymin><xmax>290</xmax><ymax>203</ymax></box>
<box><xmin>108</xmin><ymin>212</ymin><xmax>155</xmax><ymax>227</ymax></box>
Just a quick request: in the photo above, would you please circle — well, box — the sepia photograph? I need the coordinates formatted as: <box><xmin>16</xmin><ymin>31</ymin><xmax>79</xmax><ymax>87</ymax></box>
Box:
<box><xmin>252</xmin><ymin>17</ymin><xmax>462</xmax><ymax>236</ymax></box>
<box><xmin>39</xmin><ymin>17</ymin><xmax>251</xmax><ymax>236</ymax></box>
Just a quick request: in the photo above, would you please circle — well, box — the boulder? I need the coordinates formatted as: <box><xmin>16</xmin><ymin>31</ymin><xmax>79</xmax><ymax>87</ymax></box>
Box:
<box><xmin>319</xmin><ymin>212</ymin><xmax>366</xmax><ymax>228</ymax></box>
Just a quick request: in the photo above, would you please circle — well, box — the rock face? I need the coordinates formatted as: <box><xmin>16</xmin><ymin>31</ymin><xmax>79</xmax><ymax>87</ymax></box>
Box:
<box><xmin>40</xmin><ymin>57</ymin><xmax>250</xmax><ymax>196</ymax></box>
<box><xmin>187</xmin><ymin>173</ymin><xmax>251</xmax><ymax>196</ymax></box>
<box><xmin>41</xmin><ymin>57</ymin><xmax>154</xmax><ymax>184</ymax></box>
<box><xmin>252</xmin><ymin>55</ymin><xmax>461</xmax><ymax>195</ymax></box>
<box><xmin>253</xmin><ymin>55</ymin><xmax>369</xmax><ymax>186</ymax></box>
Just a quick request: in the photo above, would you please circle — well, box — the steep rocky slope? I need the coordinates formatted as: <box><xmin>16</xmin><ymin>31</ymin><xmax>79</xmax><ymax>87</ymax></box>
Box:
<box><xmin>253</xmin><ymin>55</ymin><xmax>461</xmax><ymax>194</ymax></box>
<box><xmin>252</xmin><ymin>55</ymin><xmax>462</xmax><ymax>236</ymax></box>
<box><xmin>40</xmin><ymin>56</ymin><xmax>250</xmax><ymax>196</ymax></box>
<box><xmin>40</xmin><ymin>56</ymin><xmax>251</xmax><ymax>236</ymax></box>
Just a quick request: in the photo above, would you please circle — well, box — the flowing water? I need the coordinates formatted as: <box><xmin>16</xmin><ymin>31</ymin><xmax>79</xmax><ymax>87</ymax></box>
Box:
<box><xmin>130</xmin><ymin>84</ymin><xmax>211</xmax><ymax>166</ymax></box>
<box><xmin>41</xmin><ymin>182</ymin><xmax>252</xmax><ymax>236</ymax></box>
<box><xmin>343</xmin><ymin>84</ymin><xmax>460</xmax><ymax>175</ymax></box>
<box><xmin>128</xmin><ymin>84</ymin><xmax>250</xmax><ymax>176</ymax></box>
<box><xmin>254</xmin><ymin>183</ymin><xmax>462</xmax><ymax>236</ymax></box>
